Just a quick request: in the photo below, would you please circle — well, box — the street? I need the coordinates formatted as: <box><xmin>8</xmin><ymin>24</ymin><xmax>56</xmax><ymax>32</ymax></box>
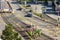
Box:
<box><xmin>0</xmin><ymin>0</ymin><xmax>60</xmax><ymax>40</ymax></box>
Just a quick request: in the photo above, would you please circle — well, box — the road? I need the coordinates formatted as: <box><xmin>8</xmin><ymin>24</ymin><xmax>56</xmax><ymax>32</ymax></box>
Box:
<box><xmin>1</xmin><ymin>0</ymin><xmax>59</xmax><ymax>40</ymax></box>
<box><xmin>1</xmin><ymin>13</ymin><xmax>31</xmax><ymax>40</ymax></box>
<box><xmin>0</xmin><ymin>0</ymin><xmax>9</xmax><ymax>37</ymax></box>
<box><xmin>1</xmin><ymin>13</ymin><xmax>53</xmax><ymax>40</ymax></box>
<box><xmin>0</xmin><ymin>0</ymin><xmax>1</xmax><ymax>9</ymax></box>
<box><xmin>7</xmin><ymin>0</ymin><xmax>59</xmax><ymax>40</ymax></box>
<box><xmin>0</xmin><ymin>14</ymin><xmax>5</xmax><ymax>36</ymax></box>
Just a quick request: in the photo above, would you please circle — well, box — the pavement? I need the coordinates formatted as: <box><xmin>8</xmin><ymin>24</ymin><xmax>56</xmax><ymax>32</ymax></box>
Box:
<box><xmin>0</xmin><ymin>0</ymin><xmax>9</xmax><ymax>37</ymax></box>
<box><xmin>29</xmin><ymin>3</ymin><xmax>60</xmax><ymax>40</ymax></box>
<box><xmin>4</xmin><ymin>0</ymin><xmax>54</xmax><ymax>40</ymax></box>
<box><xmin>46</xmin><ymin>14</ymin><xmax>60</xmax><ymax>20</ymax></box>
<box><xmin>1</xmin><ymin>0</ymin><xmax>60</xmax><ymax>40</ymax></box>
<box><xmin>19</xmin><ymin>3</ymin><xmax>60</xmax><ymax>40</ymax></box>
<box><xmin>9</xmin><ymin>1</ymin><xmax>55</xmax><ymax>40</ymax></box>
<box><xmin>0</xmin><ymin>14</ymin><xmax>5</xmax><ymax>36</ymax></box>
<box><xmin>0</xmin><ymin>0</ymin><xmax>1</xmax><ymax>9</ymax></box>
<box><xmin>46</xmin><ymin>13</ymin><xmax>60</xmax><ymax>27</ymax></box>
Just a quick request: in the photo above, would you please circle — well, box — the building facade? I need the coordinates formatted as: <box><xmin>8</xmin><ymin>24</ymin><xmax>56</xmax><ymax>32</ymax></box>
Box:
<box><xmin>55</xmin><ymin>0</ymin><xmax>60</xmax><ymax>14</ymax></box>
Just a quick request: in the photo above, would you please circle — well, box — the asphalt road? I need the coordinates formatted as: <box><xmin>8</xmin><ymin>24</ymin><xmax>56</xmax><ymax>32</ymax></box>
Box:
<box><xmin>1</xmin><ymin>13</ymin><xmax>54</xmax><ymax>40</ymax></box>
<box><xmin>9</xmin><ymin>1</ymin><xmax>56</xmax><ymax>26</ymax></box>
<box><xmin>13</xmin><ymin>9</ymin><xmax>57</xmax><ymax>38</ymax></box>
<box><xmin>0</xmin><ymin>0</ymin><xmax>57</xmax><ymax>40</ymax></box>
<box><xmin>1</xmin><ymin>13</ymin><xmax>31</xmax><ymax>40</ymax></box>
<box><xmin>7</xmin><ymin>0</ymin><xmax>57</xmax><ymax>40</ymax></box>
<box><xmin>0</xmin><ymin>0</ymin><xmax>1</xmax><ymax>9</ymax></box>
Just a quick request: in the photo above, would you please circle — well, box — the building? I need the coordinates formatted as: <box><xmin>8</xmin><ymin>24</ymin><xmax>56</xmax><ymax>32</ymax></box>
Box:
<box><xmin>54</xmin><ymin>0</ymin><xmax>60</xmax><ymax>14</ymax></box>
<box><xmin>44</xmin><ymin>1</ymin><xmax>55</xmax><ymax>14</ymax></box>
<box><xmin>44</xmin><ymin>0</ymin><xmax>60</xmax><ymax>14</ymax></box>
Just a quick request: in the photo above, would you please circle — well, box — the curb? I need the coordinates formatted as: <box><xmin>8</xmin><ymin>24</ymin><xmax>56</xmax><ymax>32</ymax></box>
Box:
<box><xmin>41</xmin><ymin>32</ymin><xmax>55</xmax><ymax>40</ymax></box>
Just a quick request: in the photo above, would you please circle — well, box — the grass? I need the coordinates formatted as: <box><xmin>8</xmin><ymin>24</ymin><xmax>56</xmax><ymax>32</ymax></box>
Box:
<box><xmin>32</xmin><ymin>11</ymin><xmax>57</xmax><ymax>23</ymax></box>
<box><xmin>32</xmin><ymin>11</ymin><xmax>43</xmax><ymax>18</ymax></box>
<box><xmin>22</xmin><ymin>4</ymin><xmax>27</xmax><ymax>8</ymax></box>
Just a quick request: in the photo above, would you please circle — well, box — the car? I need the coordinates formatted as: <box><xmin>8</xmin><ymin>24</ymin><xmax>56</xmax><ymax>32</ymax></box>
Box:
<box><xmin>28</xmin><ymin>10</ymin><xmax>32</xmax><ymax>12</ymax></box>
<box><xmin>25</xmin><ymin>13</ymin><xmax>32</xmax><ymax>17</ymax></box>
<box><xmin>17</xmin><ymin>8</ymin><xmax>22</xmax><ymax>10</ymax></box>
<box><xmin>26</xmin><ymin>25</ymin><xmax>31</xmax><ymax>28</ymax></box>
<box><xmin>26</xmin><ymin>4</ymin><xmax>31</xmax><ymax>7</ymax></box>
<box><xmin>26</xmin><ymin>13</ymin><xmax>32</xmax><ymax>17</ymax></box>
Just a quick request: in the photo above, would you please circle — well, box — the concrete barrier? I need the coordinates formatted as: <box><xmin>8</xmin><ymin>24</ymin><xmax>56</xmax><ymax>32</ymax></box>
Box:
<box><xmin>41</xmin><ymin>32</ymin><xmax>55</xmax><ymax>40</ymax></box>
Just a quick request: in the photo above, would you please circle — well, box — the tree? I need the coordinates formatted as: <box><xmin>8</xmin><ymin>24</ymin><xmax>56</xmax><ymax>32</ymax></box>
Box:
<box><xmin>35</xmin><ymin>29</ymin><xmax>41</xmax><ymax>36</ymax></box>
<box><xmin>1</xmin><ymin>24</ymin><xmax>22</xmax><ymax>40</ymax></box>
<box><xmin>29</xmin><ymin>31</ymin><xmax>33</xmax><ymax>37</ymax></box>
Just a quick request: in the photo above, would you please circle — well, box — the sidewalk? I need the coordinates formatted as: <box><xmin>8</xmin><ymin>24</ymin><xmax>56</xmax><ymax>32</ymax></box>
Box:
<box><xmin>0</xmin><ymin>14</ymin><xmax>5</xmax><ymax>36</ymax></box>
<box><xmin>46</xmin><ymin>14</ymin><xmax>60</xmax><ymax>20</ymax></box>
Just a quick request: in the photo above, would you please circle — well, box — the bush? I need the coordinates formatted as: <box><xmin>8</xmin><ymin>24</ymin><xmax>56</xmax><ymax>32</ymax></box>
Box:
<box><xmin>29</xmin><ymin>31</ymin><xmax>33</xmax><ymax>37</ymax></box>
<box><xmin>1</xmin><ymin>24</ymin><xmax>22</xmax><ymax>40</ymax></box>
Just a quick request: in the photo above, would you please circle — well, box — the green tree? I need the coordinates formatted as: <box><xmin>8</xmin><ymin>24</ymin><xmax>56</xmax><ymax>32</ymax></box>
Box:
<box><xmin>35</xmin><ymin>29</ymin><xmax>41</xmax><ymax>36</ymax></box>
<box><xmin>1</xmin><ymin>24</ymin><xmax>22</xmax><ymax>40</ymax></box>
<box><xmin>29</xmin><ymin>31</ymin><xmax>33</xmax><ymax>37</ymax></box>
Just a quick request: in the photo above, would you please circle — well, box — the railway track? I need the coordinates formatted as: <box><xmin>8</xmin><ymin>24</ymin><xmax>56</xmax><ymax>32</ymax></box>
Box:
<box><xmin>0</xmin><ymin>13</ymin><xmax>54</xmax><ymax>40</ymax></box>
